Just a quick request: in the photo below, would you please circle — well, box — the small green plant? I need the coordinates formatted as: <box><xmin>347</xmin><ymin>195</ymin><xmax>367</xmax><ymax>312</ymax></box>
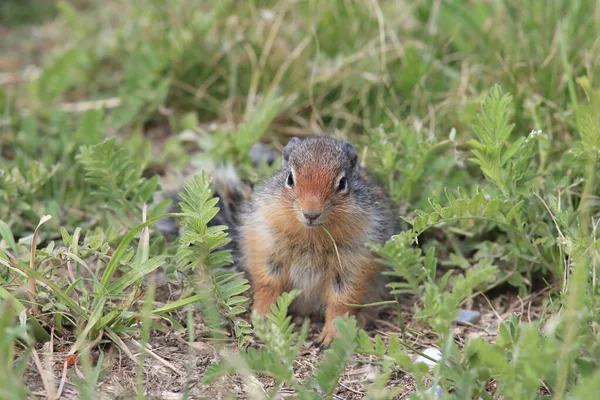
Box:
<box><xmin>175</xmin><ymin>172</ymin><xmax>252</xmax><ymax>346</ymax></box>
<box><xmin>205</xmin><ymin>290</ymin><xmax>363</xmax><ymax>400</ymax></box>
<box><xmin>0</xmin><ymin>296</ymin><xmax>31</xmax><ymax>400</ymax></box>
<box><xmin>357</xmin><ymin>83</ymin><xmax>600</xmax><ymax>399</ymax></box>
<box><xmin>363</xmin><ymin>124</ymin><xmax>454</xmax><ymax>205</ymax></box>
<box><xmin>196</xmin><ymin>93</ymin><xmax>284</xmax><ymax>182</ymax></box>
<box><xmin>77</xmin><ymin>137</ymin><xmax>167</xmax><ymax>230</ymax></box>
<box><xmin>468</xmin><ymin>85</ymin><xmax>521</xmax><ymax>196</ymax></box>
<box><xmin>393</xmin><ymin>86</ymin><xmax>562</xmax><ymax>293</ymax></box>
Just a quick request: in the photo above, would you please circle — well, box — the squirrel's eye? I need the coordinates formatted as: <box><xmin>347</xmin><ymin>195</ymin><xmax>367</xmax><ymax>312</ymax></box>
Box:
<box><xmin>286</xmin><ymin>172</ymin><xmax>295</xmax><ymax>188</ymax></box>
<box><xmin>338</xmin><ymin>176</ymin><xmax>347</xmax><ymax>191</ymax></box>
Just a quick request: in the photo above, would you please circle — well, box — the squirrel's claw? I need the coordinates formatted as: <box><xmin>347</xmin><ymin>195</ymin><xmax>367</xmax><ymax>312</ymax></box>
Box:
<box><xmin>311</xmin><ymin>340</ymin><xmax>328</xmax><ymax>353</ymax></box>
<box><xmin>311</xmin><ymin>332</ymin><xmax>332</xmax><ymax>353</ymax></box>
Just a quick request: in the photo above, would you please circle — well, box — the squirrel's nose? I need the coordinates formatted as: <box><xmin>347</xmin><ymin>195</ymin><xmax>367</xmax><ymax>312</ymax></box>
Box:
<box><xmin>302</xmin><ymin>210</ymin><xmax>322</xmax><ymax>222</ymax></box>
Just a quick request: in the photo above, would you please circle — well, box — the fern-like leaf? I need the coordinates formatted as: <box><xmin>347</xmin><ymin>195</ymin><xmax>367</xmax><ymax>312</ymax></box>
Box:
<box><xmin>369</xmin><ymin>231</ymin><xmax>432</xmax><ymax>294</ymax></box>
<box><xmin>312</xmin><ymin>315</ymin><xmax>359</xmax><ymax>397</ymax></box>
<box><xmin>468</xmin><ymin>85</ymin><xmax>518</xmax><ymax>194</ymax></box>
<box><xmin>175</xmin><ymin>172</ymin><xmax>251</xmax><ymax>345</ymax></box>
<box><xmin>77</xmin><ymin>138</ymin><xmax>159</xmax><ymax>217</ymax></box>
<box><xmin>205</xmin><ymin>290</ymin><xmax>309</xmax><ymax>388</ymax></box>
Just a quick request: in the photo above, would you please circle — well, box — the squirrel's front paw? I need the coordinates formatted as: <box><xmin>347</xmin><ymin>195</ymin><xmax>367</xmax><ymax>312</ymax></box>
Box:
<box><xmin>312</xmin><ymin>325</ymin><xmax>339</xmax><ymax>350</ymax></box>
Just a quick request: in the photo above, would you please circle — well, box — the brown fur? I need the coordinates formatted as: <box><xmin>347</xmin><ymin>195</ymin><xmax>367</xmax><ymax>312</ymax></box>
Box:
<box><xmin>239</xmin><ymin>136</ymin><xmax>395</xmax><ymax>346</ymax></box>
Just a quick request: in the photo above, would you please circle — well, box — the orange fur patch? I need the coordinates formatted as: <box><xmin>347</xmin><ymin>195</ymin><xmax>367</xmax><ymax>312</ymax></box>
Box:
<box><xmin>259</xmin><ymin>198</ymin><xmax>368</xmax><ymax>250</ymax></box>
<box><xmin>295</xmin><ymin>163</ymin><xmax>335</xmax><ymax>211</ymax></box>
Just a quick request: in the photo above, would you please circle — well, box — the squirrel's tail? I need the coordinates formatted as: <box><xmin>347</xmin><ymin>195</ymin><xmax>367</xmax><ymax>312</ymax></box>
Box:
<box><xmin>205</xmin><ymin>162</ymin><xmax>252</xmax><ymax>268</ymax></box>
<box><xmin>156</xmin><ymin>143</ymin><xmax>278</xmax><ymax>269</ymax></box>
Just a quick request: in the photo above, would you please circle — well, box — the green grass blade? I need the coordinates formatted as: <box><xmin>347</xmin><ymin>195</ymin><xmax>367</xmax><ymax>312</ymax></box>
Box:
<box><xmin>99</xmin><ymin>213</ymin><xmax>182</xmax><ymax>289</ymax></box>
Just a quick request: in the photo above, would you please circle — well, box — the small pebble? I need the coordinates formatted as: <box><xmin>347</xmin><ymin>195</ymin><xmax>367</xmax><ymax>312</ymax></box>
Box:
<box><xmin>426</xmin><ymin>385</ymin><xmax>443</xmax><ymax>399</ymax></box>
<box><xmin>156</xmin><ymin>218</ymin><xmax>179</xmax><ymax>240</ymax></box>
<box><xmin>415</xmin><ymin>347</ymin><xmax>442</xmax><ymax>368</ymax></box>
<box><xmin>486</xmin><ymin>325</ymin><xmax>499</xmax><ymax>335</ymax></box>
<box><xmin>249</xmin><ymin>142</ymin><xmax>279</xmax><ymax>166</ymax></box>
<box><xmin>365</xmin><ymin>364</ymin><xmax>379</xmax><ymax>382</ymax></box>
<box><xmin>455</xmin><ymin>309</ymin><xmax>481</xmax><ymax>325</ymax></box>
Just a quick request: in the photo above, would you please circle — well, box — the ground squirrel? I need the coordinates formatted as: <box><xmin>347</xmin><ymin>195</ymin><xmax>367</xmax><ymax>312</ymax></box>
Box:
<box><xmin>238</xmin><ymin>136</ymin><xmax>396</xmax><ymax>347</ymax></box>
<box><xmin>156</xmin><ymin>137</ymin><xmax>396</xmax><ymax>346</ymax></box>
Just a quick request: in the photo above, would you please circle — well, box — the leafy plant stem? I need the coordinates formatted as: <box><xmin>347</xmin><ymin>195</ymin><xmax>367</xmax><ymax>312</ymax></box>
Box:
<box><xmin>394</xmin><ymin>293</ymin><xmax>407</xmax><ymax>342</ymax></box>
<box><xmin>321</xmin><ymin>225</ymin><xmax>343</xmax><ymax>270</ymax></box>
<box><xmin>553</xmin><ymin>255</ymin><xmax>587</xmax><ymax>399</ymax></box>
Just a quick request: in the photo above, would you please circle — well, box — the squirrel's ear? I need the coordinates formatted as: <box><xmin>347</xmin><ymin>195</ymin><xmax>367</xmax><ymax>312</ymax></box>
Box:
<box><xmin>282</xmin><ymin>137</ymin><xmax>302</xmax><ymax>163</ymax></box>
<box><xmin>343</xmin><ymin>141</ymin><xmax>358</xmax><ymax>170</ymax></box>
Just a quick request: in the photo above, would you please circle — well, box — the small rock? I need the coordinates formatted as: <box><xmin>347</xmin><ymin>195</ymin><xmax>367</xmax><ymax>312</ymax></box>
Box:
<box><xmin>455</xmin><ymin>309</ymin><xmax>481</xmax><ymax>325</ymax></box>
<box><xmin>426</xmin><ymin>385</ymin><xmax>443</xmax><ymax>399</ymax></box>
<box><xmin>364</xmin><ymin>364</ymin><xmax>379</xmax><ymax>382</ymax></box>
<box><xmin>486</xmin><ymin>324</ymin><xmax>499</xmax><ymax>335</ymax></box>
<box><xmin>190</xmin><ymin>342</ymin><xmax>217</xmax><ymax>357</ymax></box>
<box><xmin>249</xmin><ymin>142</ymin><xmax>279</xmax><ymax>166</ymax></box>
<box><xmin>415</xmin><ymin>347</ymin><xmax>442</xmax><ymax>368</ymax></box>
<box><xmin>260</xmin><ymin>9</ymin><xmax>275</xmax><ymax>21</ymax></box>
<box><xmin>156</xmin><ymin>217</ymin><xmax>179</xmax><ymax>241</ymax></box>
<box><xmin>160</xmin><ymin>391</ymin><xmax>182</xmax><ymax>400</ymax></box>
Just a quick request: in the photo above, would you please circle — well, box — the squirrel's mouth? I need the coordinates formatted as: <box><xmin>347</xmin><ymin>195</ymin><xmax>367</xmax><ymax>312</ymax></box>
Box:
<box><xmin>302</xmin><ymin>220</ymin><xmax>323</xmax><ymax>228</ymax></box>
<box><xmin>299</xmin><ymin>214</ymin><xmax>325</xmax><ymax>228</ymax></box>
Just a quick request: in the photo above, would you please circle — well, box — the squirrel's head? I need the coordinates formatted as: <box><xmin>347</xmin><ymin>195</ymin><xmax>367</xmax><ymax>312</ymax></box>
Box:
<box><xmin>279</xmin><ymin>136</ymin><xmax>359</xmax><ymax>228</ymax></box>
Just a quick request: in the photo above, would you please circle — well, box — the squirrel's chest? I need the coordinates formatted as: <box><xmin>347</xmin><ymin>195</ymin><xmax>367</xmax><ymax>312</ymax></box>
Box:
<box><xmin>289</xmin><ymin>252</ymin><xmax>326</xmax><ymax>280</ymax></box>
<box><xmin>273</xmin><ymin>247</ymin><xmax>334</xmax><ymax>306</ymax></box>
